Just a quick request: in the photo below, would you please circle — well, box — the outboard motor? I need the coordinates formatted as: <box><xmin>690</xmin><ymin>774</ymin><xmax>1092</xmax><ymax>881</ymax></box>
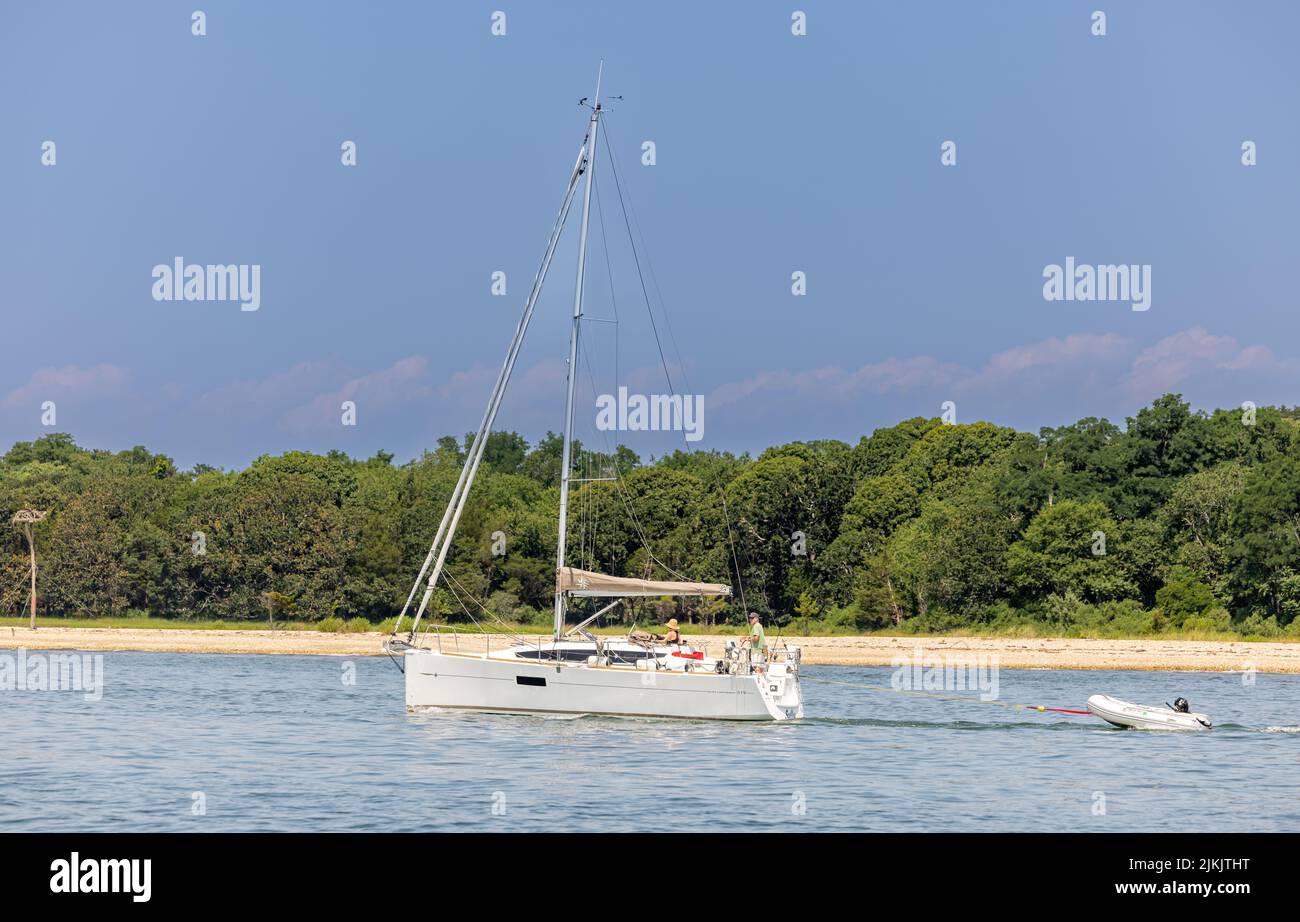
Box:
<box><xmin>1172</xmin><ymin>697</ymin><xmax>1190</xmax><ymax>713</ymax></box>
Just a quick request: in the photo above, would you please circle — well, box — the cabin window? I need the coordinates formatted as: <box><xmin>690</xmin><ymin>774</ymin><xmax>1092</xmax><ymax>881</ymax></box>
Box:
<box><xmin>516</xmin><ymin>648</ymin><xmax>642</xmax><ymax>663</ymax></box>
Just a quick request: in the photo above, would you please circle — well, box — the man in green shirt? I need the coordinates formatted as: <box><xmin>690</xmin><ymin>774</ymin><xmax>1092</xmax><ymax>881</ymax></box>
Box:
<box><xmin>745</xmin><ymin>612</ymin><xmax>766</xmax><ymax>662</ymax></box>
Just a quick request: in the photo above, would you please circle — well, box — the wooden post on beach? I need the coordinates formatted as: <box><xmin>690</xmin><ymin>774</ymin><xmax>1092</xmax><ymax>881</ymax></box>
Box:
<box><xmin>12</xmin><ymin>509</ymin><xmax>47</xmax><ymax>629</ymax></box>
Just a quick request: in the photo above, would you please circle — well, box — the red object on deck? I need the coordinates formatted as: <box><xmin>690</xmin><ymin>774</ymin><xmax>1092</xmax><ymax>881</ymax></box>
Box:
<box><xmin>671</xmin><ymin>650</ymin><xmax>704</xmax><ymax>660</ymax></box>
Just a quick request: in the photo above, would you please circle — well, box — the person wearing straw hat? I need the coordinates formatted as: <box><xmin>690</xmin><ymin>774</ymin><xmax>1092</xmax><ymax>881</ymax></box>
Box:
<box><xmin>663</xmin><ymin>618</ymin><xmax>682</xmax><ymax>645</ymax></box>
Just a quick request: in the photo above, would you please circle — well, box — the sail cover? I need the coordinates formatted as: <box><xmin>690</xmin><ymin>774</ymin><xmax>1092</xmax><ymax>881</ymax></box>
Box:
<box><xmin>557</xmin><ymin>567</ymin><xmax>732</xmax><ymax>598</ymax></box>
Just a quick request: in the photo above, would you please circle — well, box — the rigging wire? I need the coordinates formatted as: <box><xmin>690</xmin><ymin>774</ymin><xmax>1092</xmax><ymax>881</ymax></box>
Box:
<box><xmin>582</xmin><ymin>177</ymin><xmax>623</xmax><ymax>578</ymax></box>
<box><xmin>576</xmin><ymin>331</ymin><xmax>692</xmax><ymax>583</ymax></box>
<box><xmin>720</xmin><ymin>489</ymin><xmax>747</xmax><ymax>613</ymax></box>
<box><xmin>598</xmin><ymin>115</ymin><xmax>678</xmax><ymax>398</ymax></box>
<box><xmin>440</xmin><ymin>566</ymin><xmax>531</xmax><ymax>646</ymax></box>
<box><xmin>599</xmin><ymin>112</ymin><xmax>751</xmax><ymax>611</ymax></box>
<box><xmin>600</xmin><ymin>116</ymin><xmax>692</xmax><ymax>395</ymax></box>
<box><xmin>593</xmin><ymin>176</ymin><xmax>620</xmax><ymax>399</ymax></box>
<box><xmin>571</xmin><ymin>140</ymin><xmax>695</xmax><ymax>585</ymax></box>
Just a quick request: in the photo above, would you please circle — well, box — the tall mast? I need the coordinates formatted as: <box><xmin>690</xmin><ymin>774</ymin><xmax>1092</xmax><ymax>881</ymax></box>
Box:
<box><xmin>554</xmin><ymin>63</ymin><xmax>603</xmax><ymax>639</ymax></box>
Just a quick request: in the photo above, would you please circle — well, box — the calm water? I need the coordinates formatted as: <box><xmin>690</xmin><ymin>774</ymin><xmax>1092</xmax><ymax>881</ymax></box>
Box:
<box><xmin>3</xmin><ymin>651</ymin><xmax>1297</xmax><ymax>832</ymax></box>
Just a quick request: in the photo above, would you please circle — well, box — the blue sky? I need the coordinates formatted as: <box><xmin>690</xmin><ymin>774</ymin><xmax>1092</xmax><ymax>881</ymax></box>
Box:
<box><xmin>2</xmin><ymin>1</ymin><xmax>1298</xmax><ymax>469</ymax></box>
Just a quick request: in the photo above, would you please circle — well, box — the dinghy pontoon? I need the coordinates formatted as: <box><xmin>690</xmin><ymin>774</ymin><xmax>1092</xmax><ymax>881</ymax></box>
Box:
<box><xmin>1087</xmin><ymin>694</ymin><xmax>1211</xmax><ymax>731</ymax></box>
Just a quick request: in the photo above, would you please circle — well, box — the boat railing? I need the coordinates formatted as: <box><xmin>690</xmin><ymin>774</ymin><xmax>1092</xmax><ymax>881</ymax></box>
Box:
<box><xmin>412</xmin><ymin>623</ymin><xmax>545</xmax><ymax>657</ymax></box>
<box><xmin>768</xmin><ymin>643</ymin><xmax>801</xmax><ymax>666</ymax></box>
<box><xmin>717</xmin><ymin>639</ymin><xmax>801</xmax><ymax>676</ymax></box>
<box><xmin>412</xmin><ymin>623</ymin><xmax>464</xmax><ymax>654</ymax></box>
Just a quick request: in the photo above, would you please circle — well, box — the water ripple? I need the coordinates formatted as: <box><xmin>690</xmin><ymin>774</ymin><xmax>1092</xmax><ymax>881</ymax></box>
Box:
<box><xmin>1</xmin><ymin>652</ymin><xmax>1295</xmax><ymax>831</ymax></box>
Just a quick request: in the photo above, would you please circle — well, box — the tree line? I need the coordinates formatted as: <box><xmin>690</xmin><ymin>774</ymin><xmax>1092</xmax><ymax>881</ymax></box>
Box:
<box><xmin>4</xmin><ymin>394</ymin><xmax>1300</xmax><ymax>637</ymax></box>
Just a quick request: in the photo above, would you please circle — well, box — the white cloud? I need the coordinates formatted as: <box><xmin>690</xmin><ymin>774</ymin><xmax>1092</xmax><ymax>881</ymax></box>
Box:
<box><xmin>195</xmin><ymin>361</ymin><xmax>333</xmax><ymax>417</ymax></box>
<box><xmin>708</xmin><ymin>356</ymin><xmax>962</xmax><ymax>409</ymax></box>
<box><xmin>10</xmin><ymin>326</ymin><xmax>1293</xmax><ymax>467</ymax></box>
<box><xmin>1</xmin><ymin>364</ymin><xmax>130</xmax><ymax>410</ymax></box>
<box><xmin>284</xmin><ymin>356</ymin><xmax>431</xmax><ymax>432</ymax></box>
<box><xmin>439</xmin><ymin>358</ymin><xmax>566</xmax><ymax>404</ymax></box>
<box><xmin>702</xmin><ymin>327</ymin><xmax>1299</xmax><ymax>436</ymax></box>
<box><xmin>1124</xmin><ymin>327</ymin><xmax>1300</xmax><ymax>400</ymax></box>
<box><xmin>960</xmin><ymin>333</ymin><xmax>1131</xmax><ymax>394</ymax></box>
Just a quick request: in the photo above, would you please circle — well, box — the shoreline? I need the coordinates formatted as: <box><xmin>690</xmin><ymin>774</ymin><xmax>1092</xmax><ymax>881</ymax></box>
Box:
<box><xmin>2</xmin><ymin>626</ymin><xmax>1297</xmax><ymax>673</ymax></box>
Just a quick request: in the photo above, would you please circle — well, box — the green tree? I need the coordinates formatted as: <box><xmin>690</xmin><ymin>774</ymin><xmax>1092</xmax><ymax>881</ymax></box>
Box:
<box><xmin>1155</xmin><ymin>567</ymin><xmax>1218</xmax><ymax>627</ymax></box>
<box><xmin>1007</xmin><ymin>500</ymin><xmax>1134</xmax><ymax>603</ymax></box>
<box><xmin>1228</xmin><ymin>458</ymin><xmax>1300</xmax><ymax>620</ymax></box>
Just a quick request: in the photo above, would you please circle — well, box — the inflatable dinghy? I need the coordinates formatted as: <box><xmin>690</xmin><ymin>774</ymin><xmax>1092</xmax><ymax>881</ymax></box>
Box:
<box><xmin>1087</xmin><ymin>694</ymin><xmax>1211</xmax><ymax>731</ymax></box>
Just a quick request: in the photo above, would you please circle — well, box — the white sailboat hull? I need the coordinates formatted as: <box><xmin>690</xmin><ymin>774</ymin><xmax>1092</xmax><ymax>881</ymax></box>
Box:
<box><xmin>404</xmin><ymin>648</ymin><xmax>803</xmax><ymax>721</ymax></box>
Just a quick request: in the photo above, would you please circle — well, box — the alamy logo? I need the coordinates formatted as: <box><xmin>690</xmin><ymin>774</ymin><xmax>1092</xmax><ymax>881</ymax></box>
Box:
<box><xmin>0</xmin><ymin>648</ymin><xmax>104</xmax><ymax>701</ymax></box>
<box><xmin>595</xmin><ymin>386</ymin><xmax>704</xmax><ymax>442</ymax></box>
<box><xmin>151</xmin><ymin>257</ymin><xmax>261</xmax><ymax>311</ymax></box>
<box><xmin>1042</xmin><ymin>257</ymin><xmax>1151</xmax><ymax>311</ymax></box>
<box><xmin>50</xmin><ymin>853</ymin><xmax>151</xmax><ymax>902</ymax></box>
<box><xmin>890</xmin><ymin>647</ymin><xmax>1000</xmax><ymax>701</ymax></box>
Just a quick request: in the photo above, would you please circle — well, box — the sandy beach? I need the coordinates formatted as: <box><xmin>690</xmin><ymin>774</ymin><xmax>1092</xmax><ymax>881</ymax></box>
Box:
<box><xmin>2</xmin><ymin>625</ymin><xmax>1297</xmax><ymax>673</ymax></box>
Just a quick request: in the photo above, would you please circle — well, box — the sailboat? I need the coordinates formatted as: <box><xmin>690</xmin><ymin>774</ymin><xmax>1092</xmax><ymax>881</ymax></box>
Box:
<box><xmin>384</xmin><ymin>70</ymin><xmax>804</xmax><ymax>721</ymax></box>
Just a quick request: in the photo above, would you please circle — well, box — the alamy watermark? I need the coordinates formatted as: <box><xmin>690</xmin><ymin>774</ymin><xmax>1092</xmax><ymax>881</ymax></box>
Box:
<box><xmin>1</xmin><ymin>648</ymin><xmax>104</xmax><ymax>701</ymax></box>
<box><xmin>595</xmin><ymin>386</ymin><xmax>704</xmax><ymax>442</ymax></box>
<box><xmin>50</xmin><ymin>852</ymin><xmax>150</xmax><ymax>902</ymax></box>
<box><xmin>1042</xmin><ymin>257</ymin><xmax>1150</xmax><ymax>312</ymax></box>
<box><xmin>151</xmin><ymin>257</ymin><xmax>261</xmax><ymax>311</ymax></box>
<box><xmin>891</xmin><ymin>647</ymin><xmax>999</xmax><ymax>701</ymax></box>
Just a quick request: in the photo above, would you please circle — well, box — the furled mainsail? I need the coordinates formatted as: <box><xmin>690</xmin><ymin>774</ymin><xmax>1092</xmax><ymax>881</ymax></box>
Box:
<box><xmin>557</xmin><ymin>567</ymin><xmax>732</xmax><ymax>598</ymax></box>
